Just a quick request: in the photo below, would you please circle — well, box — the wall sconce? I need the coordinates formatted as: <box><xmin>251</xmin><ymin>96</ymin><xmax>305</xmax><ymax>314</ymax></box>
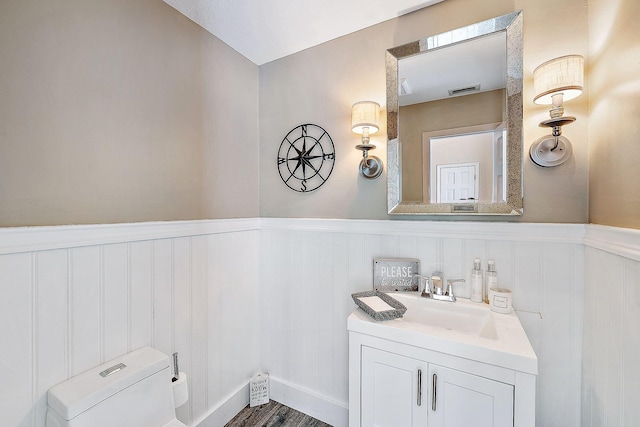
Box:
<box><xmin>530</xmin><ymin>55</ymin><xmax>584</xmax><ymax>167</ymax></box>
<box><xmin>351</xmin><ymin>101</ymin><xmax>383</xmax><ymax>179</ymax></box>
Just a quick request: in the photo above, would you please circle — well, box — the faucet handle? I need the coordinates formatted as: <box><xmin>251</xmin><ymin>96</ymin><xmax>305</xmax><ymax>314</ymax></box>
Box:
<box><xmin>446</xmin><ymin>279</ymin><xmax>465</xmax><ymax>297</ymax></box>
<box><xmin>414</xmin><ymin>274</ymin><xmax>431</xmax><ymax>297</ymax></box>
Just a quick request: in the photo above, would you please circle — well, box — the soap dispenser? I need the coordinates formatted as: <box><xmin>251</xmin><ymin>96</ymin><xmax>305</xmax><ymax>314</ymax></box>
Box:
<box><xmin>470</xmin><ymin>258</ymin><xmax>483</xmax><ymax>303</ymax></box>
<box><xmin>485</xmin><ymin>259</ymin><xmax>498</xmax><ymax>304</ymax></box>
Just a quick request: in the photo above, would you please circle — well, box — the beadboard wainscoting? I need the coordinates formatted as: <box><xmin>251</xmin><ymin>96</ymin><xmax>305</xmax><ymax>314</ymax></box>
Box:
<box><xmin>1</xmin><ymin>218</ymin><xmax>603</xmax><ymax>427</ymax></box>
<box><xmin>259</xmin><ymin>219</ymin><xmax>585</xmax><ymax>427</ymax></box>
<box><xmin>0</xmin><ymin>219</ymin><xmax>262</xmax><ymax>427</ymax></box>
<box><xmin>582</xmin><ymin>225</ymin><xmax>640</xmax><ymax>427</ymax></box>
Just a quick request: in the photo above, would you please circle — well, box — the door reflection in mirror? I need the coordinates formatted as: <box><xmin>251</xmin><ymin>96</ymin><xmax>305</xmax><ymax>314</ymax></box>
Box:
<box><xmin>425</xmin><ymin>125</ymin><xmax>506</xmax><ymax>204</ymax></box>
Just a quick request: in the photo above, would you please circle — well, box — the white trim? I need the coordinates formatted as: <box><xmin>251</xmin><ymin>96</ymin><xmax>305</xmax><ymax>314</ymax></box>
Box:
<box><xmin>269</xmin><ymin>377</ymin><xmax>349</xmax><ymax>427</ymax></box>
<box><xmin>260</xmin><ymin>218</ymin><xmax>586</xmax><ymax>243</ymax></box>
<box><xmin>583</xmin><ymin>224</ymin><xmax>640</xmax><ymax>262</ymax></box>
<box><xmin>0</xmin><ymin>218</ymin><xmax>261</xmax><ymax>255</ymax></box>
<box><xmin>0</xmin><ymin>217</ymin><xmax>591</xmax><ymax>255</ymax></box>
<box><xmin>7</xmin><ymin>218</ymin><xmax>640</xmax><ymax>261</ymax></box>
<box><xmin>193</xmin><ymin>382</ymin><xmax>249</xmax><ymax>427</ymax></box>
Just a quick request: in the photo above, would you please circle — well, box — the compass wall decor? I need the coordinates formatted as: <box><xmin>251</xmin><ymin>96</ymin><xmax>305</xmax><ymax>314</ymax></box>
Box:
<box><xmin>277</xmin><ymin>124</ymin><xmax>336</xmax><ymax>192</ymax></box>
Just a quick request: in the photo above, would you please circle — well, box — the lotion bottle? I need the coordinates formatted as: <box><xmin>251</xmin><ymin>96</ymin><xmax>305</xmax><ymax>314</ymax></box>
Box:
<box><xmin>485</xmin><ymin>259</ymin><xmax>498</xmax><ymax>304</ymax></box>
<box><xmin>470</xmin><ymin>258</ymin><xmax>483</xmax><ymax>303</ymax></box>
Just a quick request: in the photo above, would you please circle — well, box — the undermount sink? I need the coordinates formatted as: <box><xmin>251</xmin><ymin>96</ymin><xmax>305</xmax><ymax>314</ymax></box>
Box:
<box><xmin>347</xmin><ymin>291</ymin><xmax>537</xmax><ymax>374</ymax></box>
<box><xmin>396</xmin><ymin>292</ymin><xmax>498</xmax><ymax>339</ymax></box>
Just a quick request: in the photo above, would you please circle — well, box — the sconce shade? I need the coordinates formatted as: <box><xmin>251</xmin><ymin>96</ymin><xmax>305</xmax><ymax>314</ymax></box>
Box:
<box><xmin>533</xmin><ymin>55</ymin><xmax>584</xmax><ymax>105</ymax></box>
<box><xmin>351</xmin><ymin>101</ymin><xmax>380</xmax><ymax>134</ymax></box>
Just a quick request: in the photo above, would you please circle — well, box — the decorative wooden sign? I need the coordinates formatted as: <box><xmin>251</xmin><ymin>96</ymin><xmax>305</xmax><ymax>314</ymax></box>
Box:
<box><xmin>373</xmin><ymin>258</ymin><xmax>420</xmax><ymax>292</ymax></box>
<box><xmin>249</xmin><ymin>373</ymin><xmax>269</xmax><ymax>407</ymax></box>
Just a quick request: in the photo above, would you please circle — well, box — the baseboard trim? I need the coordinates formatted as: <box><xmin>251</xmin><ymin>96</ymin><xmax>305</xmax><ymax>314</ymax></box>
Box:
<box><xmin>269</xmin><ymin>377</ymin><xmax>348</xmax><ymax>427</ymax></box>
<box><xmin>193</xmin><ymin>383</ymin><xmax>248</xmax><ymax>427</ymax></box>
<box><xmin>191</xmin><ymin>378</ymin><xmax>348</xmax><ymax>427</ymax></box>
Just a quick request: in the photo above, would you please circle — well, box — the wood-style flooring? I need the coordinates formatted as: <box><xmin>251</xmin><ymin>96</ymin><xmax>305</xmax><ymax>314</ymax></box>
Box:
<box><xmin>225</xmin><ymin>400</ymin><xmax>332</xmax><ymax>427</ymax></box>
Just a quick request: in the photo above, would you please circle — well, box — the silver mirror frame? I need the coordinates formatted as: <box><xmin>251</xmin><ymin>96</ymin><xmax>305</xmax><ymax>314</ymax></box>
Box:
<box><xmin>386</xmin><ymin>11</ymin><xmax>523</xmax><ymax>215</ymax></box>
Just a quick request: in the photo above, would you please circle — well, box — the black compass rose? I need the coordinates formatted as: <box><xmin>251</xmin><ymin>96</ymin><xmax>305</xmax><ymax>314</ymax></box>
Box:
<box><xmin>277</xmin><ymin>124</ymin><xmax>336</xmax><ymax>192</ymax></box>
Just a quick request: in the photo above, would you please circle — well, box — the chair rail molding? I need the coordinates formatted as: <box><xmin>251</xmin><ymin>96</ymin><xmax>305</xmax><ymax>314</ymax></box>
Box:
<box><xmin>583</xmin><ymin>224</ymin><xmax>640</xmax><ymax>261</ymax></box>
<box><xmin>260</xmin><ymin>217</ymin><xmax>586</xmax><ymax>243</ymax></box>
<box><xmin>0</xmin><ymin>218</ymin><xmax>261</xmax><ymax>255</ymax></box>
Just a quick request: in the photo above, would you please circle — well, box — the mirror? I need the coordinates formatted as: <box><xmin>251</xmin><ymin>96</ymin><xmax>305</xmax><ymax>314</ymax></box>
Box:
<box><xmin>386</xmin><ymin>11</ymin><xmax>523</xmax><ymax>215</ymax></box>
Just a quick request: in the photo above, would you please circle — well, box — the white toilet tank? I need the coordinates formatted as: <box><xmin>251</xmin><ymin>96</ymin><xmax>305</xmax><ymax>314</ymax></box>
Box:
<box><xmin>46</xmin><ymin>347</ymin><xmax>186</xmax><ymax>427</ymax></box>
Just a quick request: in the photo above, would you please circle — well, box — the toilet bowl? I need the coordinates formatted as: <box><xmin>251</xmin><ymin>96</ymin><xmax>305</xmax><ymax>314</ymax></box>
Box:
<box><xmin>45</xmin><ymin>347</ymin><xmax>187</xmax><ymax>427</ymax></box>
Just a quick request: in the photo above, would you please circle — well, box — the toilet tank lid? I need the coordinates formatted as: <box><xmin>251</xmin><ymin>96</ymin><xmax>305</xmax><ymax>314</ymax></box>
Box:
<box><xmin>47</xmin><ymin>346</ymin><xmax>170</xmax><ymax>421</ymax></box>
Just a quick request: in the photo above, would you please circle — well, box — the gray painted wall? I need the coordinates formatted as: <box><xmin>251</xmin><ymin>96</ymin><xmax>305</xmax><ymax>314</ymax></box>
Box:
<box><xmin>259</xmin><ymin>0</ymin><xmax>590</xmax><ymax>222</ymax></box>
<box><xmin>1</xmin><ymin>0</ymin><xmax>593</xmax><ymax>225</ymax></box>
<box><xmin>0</xmin><ymin>0</ymin><xmax>259</xmax><ymax>226</ymax></box>
<box><xmin>588</xmin><ymin>0</ymin><xmax>640</xmax><ymax>229</ymax></box>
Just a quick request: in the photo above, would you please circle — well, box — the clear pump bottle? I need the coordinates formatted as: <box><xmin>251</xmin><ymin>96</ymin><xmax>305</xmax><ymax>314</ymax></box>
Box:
<box><xmin>470</xmin><ymin>258</ymin><xmax>484</xmax><ymax>303</ymax></box>
<box><xmin>485</xmin><ymin>259</ymin><xmax>498</xmax><ymax>304</ymax></box>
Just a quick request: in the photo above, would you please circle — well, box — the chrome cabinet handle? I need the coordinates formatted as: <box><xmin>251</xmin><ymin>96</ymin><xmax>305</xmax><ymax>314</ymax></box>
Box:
<box><xmin>417</xmin><ymin>369</ymin><xmax>422</xmax><ymax>406</ymax></box>
<box><xmin>432</xmin><ymin>373</ymin><xmax>437</xmax><ymax>411</ymax></box>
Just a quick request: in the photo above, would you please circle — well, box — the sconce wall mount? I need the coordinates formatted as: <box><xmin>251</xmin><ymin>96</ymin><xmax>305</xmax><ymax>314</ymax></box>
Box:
<box><xmin>530</xmin><ymin>55</ymin><xmax>584</xmax><ymax>167</ymax></box>
<box><xmin>352</xmin><ymin>101</ymin><xmax>383</xmax><ymax>179</ymax></box>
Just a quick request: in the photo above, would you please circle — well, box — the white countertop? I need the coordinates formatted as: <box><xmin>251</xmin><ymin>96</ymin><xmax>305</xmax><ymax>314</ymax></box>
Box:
<box><xmin>348</xmin><ymin>292</ymin><xmax>538</xmax><ymax>375</ymax></box>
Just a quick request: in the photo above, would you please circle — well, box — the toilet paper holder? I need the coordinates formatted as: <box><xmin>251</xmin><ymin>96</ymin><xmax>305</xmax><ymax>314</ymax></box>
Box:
<box><xmin>172</xmin><ymin>352</ymin><xmax>179</xmax><ymax>382</ymax></box>
<box><xmin>170</xmin><ymin>352</ymin><xmax>189</xmax><ymax>408</ymax></box>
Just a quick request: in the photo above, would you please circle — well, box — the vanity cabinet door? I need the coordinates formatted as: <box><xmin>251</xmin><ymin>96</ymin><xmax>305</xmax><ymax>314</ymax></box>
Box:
<box><xmin>361</xmin><ymin>346</ymin><xmax>428</xmax><ymax>427</ymax></box>
<box><xmin>428</xmin><ymin>364</ymin><xmax>514</xmax><ymax>427</ymax></box>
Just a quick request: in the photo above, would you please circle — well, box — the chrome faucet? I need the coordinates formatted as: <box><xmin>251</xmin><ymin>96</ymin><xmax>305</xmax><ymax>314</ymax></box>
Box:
<box><xmin>414</xmin><ymin>272</ymin><xmax>464</xmax><ymax>302</ymax></box>
<box><xmin>431</xmin><ymin>271</ymin><xmax>444</xmax><ymax>296</ymax></box>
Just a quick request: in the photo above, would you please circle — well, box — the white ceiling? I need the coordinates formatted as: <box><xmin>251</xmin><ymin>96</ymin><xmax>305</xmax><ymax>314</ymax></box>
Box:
<box><xmin>162</xmin><ymin>0</ymin><xmax>445</xmax><ymax>65</ymax></box>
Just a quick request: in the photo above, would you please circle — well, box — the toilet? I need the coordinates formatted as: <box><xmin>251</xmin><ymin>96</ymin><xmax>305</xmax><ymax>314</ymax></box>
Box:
<box><xmin>45</xmin><ymin>346</ymin><xmax>186</xmax><ymax>427</ymax></box>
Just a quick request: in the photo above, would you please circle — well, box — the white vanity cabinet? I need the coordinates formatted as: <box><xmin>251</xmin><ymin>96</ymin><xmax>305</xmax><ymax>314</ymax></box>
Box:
<box><xmin>348</xmin><ymin>293</ymin><xmax>537</xmax><ymax>427</ymax></box>
<box><xmin>361</xmin><ymin>346</ymin><xmax>428</xmax><ymax>427</ymax></box>
<box><xmin>427</xmin><ymin>363</ymin><xmax>514</xmax><ymax>427</ymax></box>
